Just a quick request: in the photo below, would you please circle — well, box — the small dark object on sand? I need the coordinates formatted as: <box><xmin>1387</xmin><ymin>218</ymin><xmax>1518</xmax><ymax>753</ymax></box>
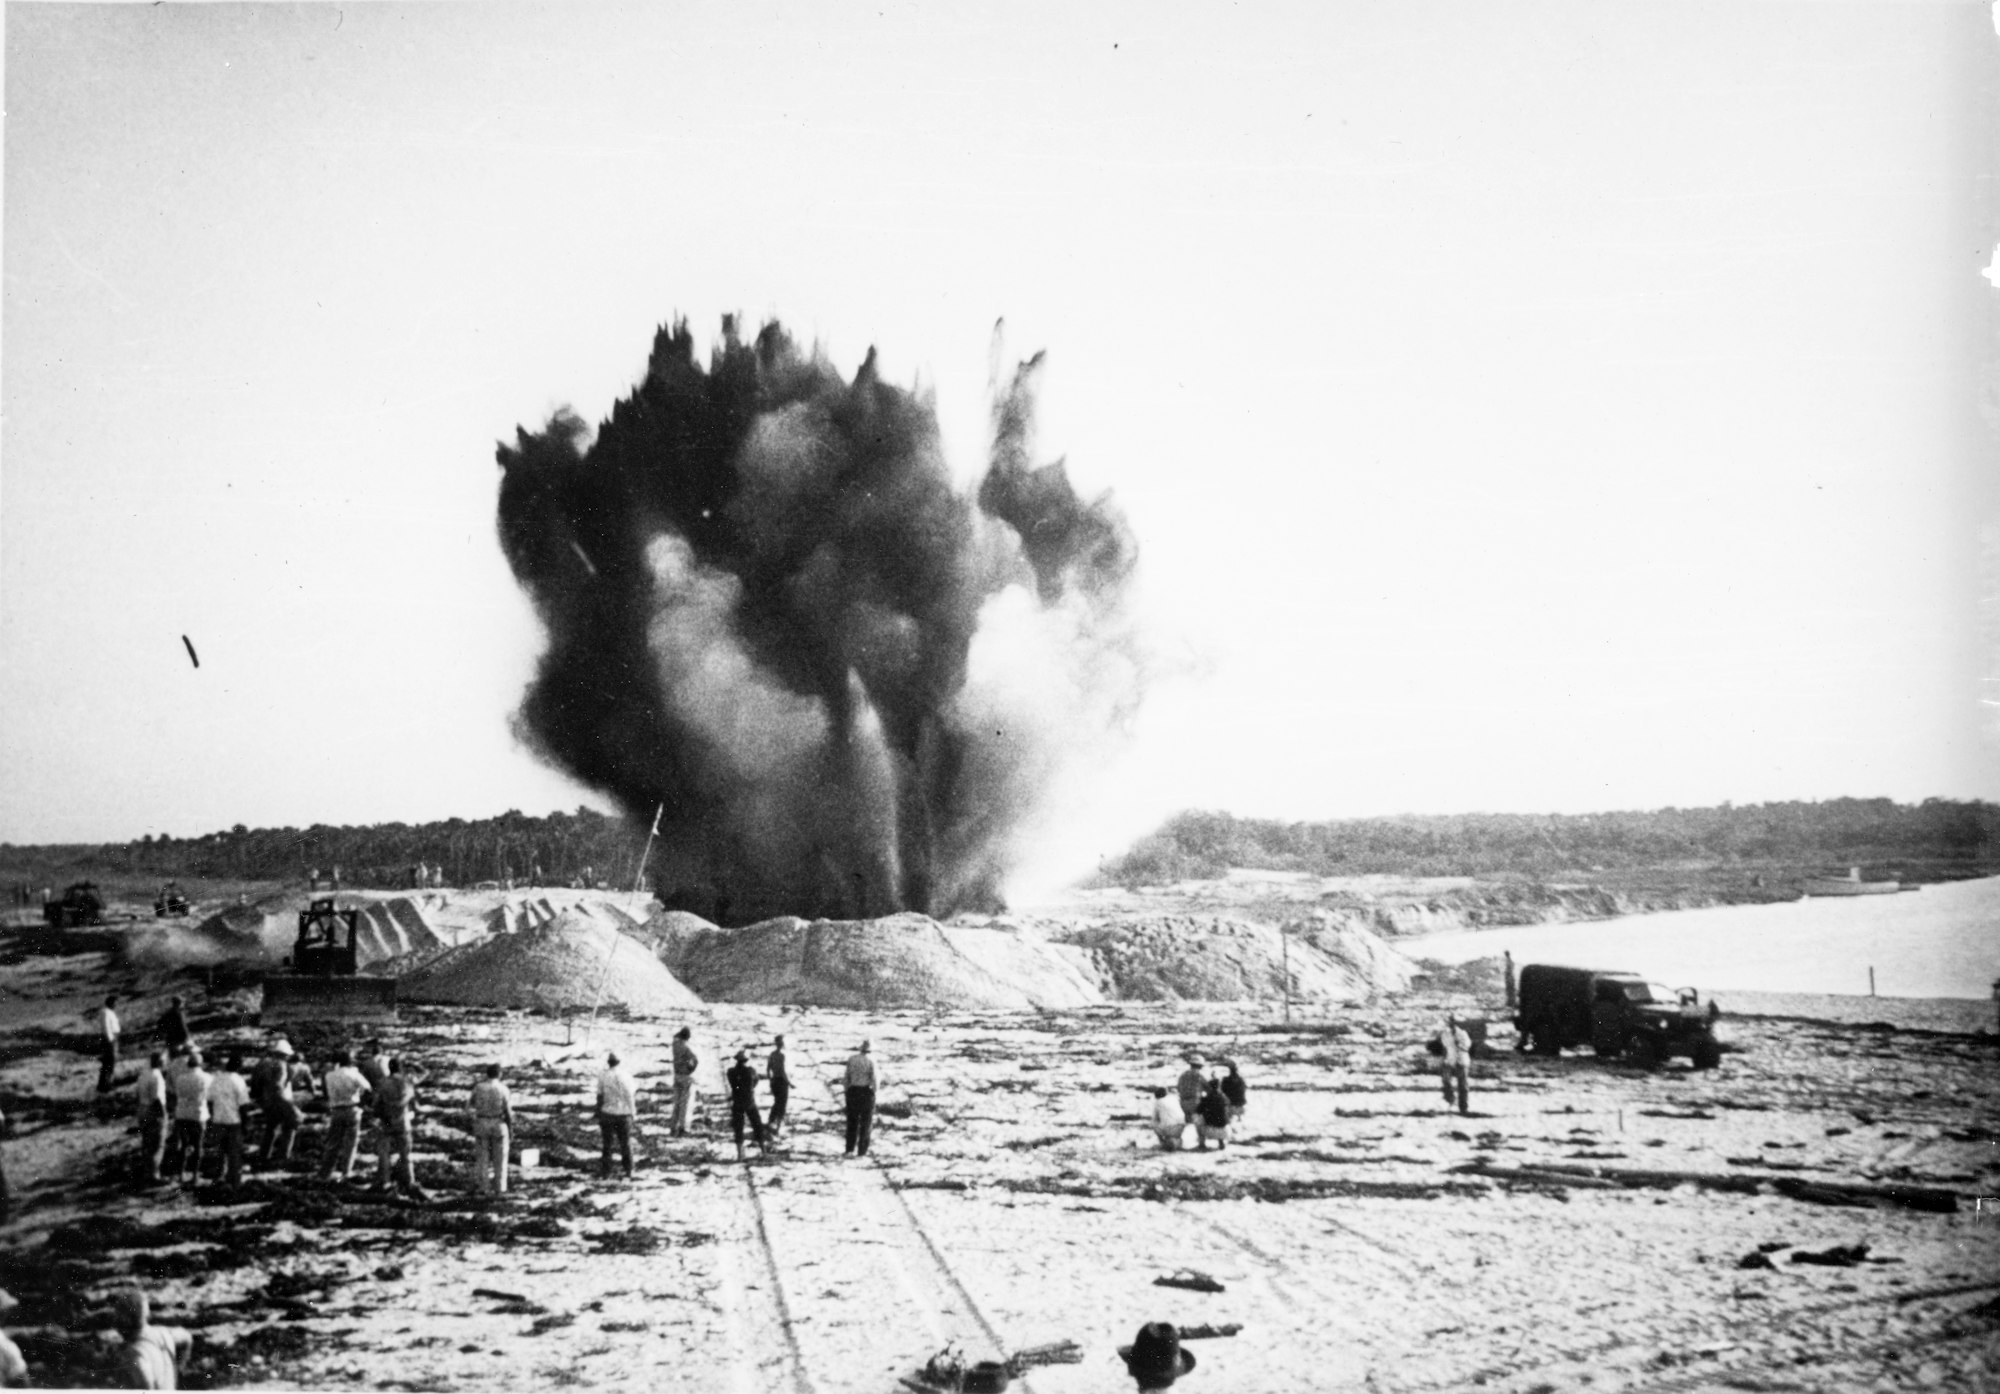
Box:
<box><xmin>1154</xmin><ymin>1269</ymin><xmax>1225</xmax><ymax>1293</ymax></box>
<box><xmin>1737</xmin><ymin>1251</ymin><xmax>1775</xmax><ymax>1269</ymax></box>
<box><xmin>1790</xmin><ymin>1243</ymin><xmax>1869</xmax><ymax>1267</ymax></box>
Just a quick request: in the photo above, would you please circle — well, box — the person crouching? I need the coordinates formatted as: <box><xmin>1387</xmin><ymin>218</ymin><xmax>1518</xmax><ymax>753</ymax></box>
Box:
<box><xmin>1149</xmin><ymin>1087</ymin><xmax>1185</xmax><ymax>1151</ymax></box>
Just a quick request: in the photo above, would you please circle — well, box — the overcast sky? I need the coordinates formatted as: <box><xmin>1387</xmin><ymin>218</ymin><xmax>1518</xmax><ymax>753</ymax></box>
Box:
<box><xmin>4</xmin><ymin>2</ymin><xmax>1995</xmax><ymax>877</ymax></box>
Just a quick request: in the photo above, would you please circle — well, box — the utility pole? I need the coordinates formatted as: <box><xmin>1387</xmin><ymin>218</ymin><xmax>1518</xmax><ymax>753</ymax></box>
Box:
<box><xmin>584</xmin><ymin>804</ymin><xmax>664</xmax><ymax>1042</ymax></box>
<box><xmin>1281</xmin><ymin>919</ymin><xmax>1291</xmax><ymax>1026</ymax></box>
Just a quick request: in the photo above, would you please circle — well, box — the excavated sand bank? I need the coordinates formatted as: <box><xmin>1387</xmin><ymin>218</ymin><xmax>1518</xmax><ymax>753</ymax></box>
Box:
<box><xmin>646</xmin><ymin>909</ymin><xmax>1415</xmax><ymax>1009</ymax></box>
<box><xmin>397</xmin><ymin>910</ymin><xmax>700</xmax><ymax>1015</ymax></box>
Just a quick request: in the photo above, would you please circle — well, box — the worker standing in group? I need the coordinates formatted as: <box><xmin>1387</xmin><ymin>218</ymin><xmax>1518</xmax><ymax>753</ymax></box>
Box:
<box><xmin>594</xmin><ymin>1052</ymin><xmax>636</xmax><ymax>1180</ymax></box>
<box><xmin>160</xmin><ymin>997</ymin><xmax>191</xmax><ymax>1057</ymax></box>
<box><xmin>169</xmin><ymin>1051</ymin><xmax>212</xmax><ymax>1186</ymax></box>
<box><xmin>250</xmin><ymin>1041</ymin><xmax>305</xmax><ymax>1170</ymax></box>
<box><xmin>133</xmin><ymin>1051</ymin><xmax>169</xmax><ymax>1187</ymax></box>
<box><xmin>725</xmin><ymin>1050</ymin><xmax>768</xmax><ymax>1161</ymax></box>
<box><xmin>93</xmin><ymin>995</ymin><xmax>121</xmax><ymax>1094</ymax></box>
<box><xmin>842</xmin><ymin>1040</ymin><xmax>877</xmax><ymax>1158</ymax></box>
<box><xmin>1195</xmin><ymin>1075</ymin><xmax>1230</xmax><ymax>1151</ymax></box>
<box><xmin>469</xmin><ymin>1064</ymin><xmax>514</xmax><ymax>1195</ymax></box>
<box><xmin>1438</xmin><ymin>1015</ymin><xmax>1471</xmax><ymax>1116</ymax></box>
<box><xmin>1221</xmin><ymin>1059</ymin><xmax>1248</xmax><ymax>1125</ymax></box>
<box><xmin>1175</xmin><ymin>1054</ymin><xmax>1206</xmax><ymax>1130</ymax></box>
<box><xmin>318</xmin><ymin>1049</ymin><xmax>371</xmax><ymax>1183</ymax></box>
<box><xmin>205</xmin><ymin>1053</ymin><xmax>251</xmax><ymax>1189</ymax></box>
<box><xmin>669</xmin><ymin>1027</ymin><xmax>698</xmax><ymax>1137</ymax></box>
<box><xmin>765</xmin><ymin>1035</ymin><xmax>791</xmax><ymax>1145</ymax></box>
<box><xmin>372</xmin><ymin>1059</ymin><xmax>425</xmax><ymax>1199</ymax></box>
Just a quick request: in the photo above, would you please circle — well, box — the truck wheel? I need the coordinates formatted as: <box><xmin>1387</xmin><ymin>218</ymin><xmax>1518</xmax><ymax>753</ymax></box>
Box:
<box><xmin>1532</xmin><ymin>1029</ymin><xmax>1559</xmax><ymax>1057</ymax></box>
<box><xmin>1627</xmin><ymin>1034</ymin><xmax>1662</xmax><ymax>1069</ymax></box>
<box><xmin>1692</xmin><ymin>1040</ymin><xmax>1721</xmax><ymax>1071</ymax></box>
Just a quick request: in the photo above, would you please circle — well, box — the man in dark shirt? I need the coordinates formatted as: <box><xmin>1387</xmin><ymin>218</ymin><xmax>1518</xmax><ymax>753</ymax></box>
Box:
<box><xmin>725</xmin><ymin>1051</ymin><xmax>768</xmax><ymax>1160</ymax></box>
<box><xmin>765</xmin><ymin>1036</ymin><xmax>791</xmax><ymax>1143</ymax></box>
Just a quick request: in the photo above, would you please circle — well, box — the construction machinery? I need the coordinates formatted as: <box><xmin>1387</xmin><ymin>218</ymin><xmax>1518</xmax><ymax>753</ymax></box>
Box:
<box><xmin>154</xmin><ymin>882</ymin><xmax>192</xmax><ymax>917</ymax></box>
<box><xmin>42</xmin><ymin>882</ymin><xmax>106</xmax><ymax>929</ymax></box>
<box><xmin>260</xmin><ymin>898</ymin><xmax>398</xmax><ymax>1025</ymax></box>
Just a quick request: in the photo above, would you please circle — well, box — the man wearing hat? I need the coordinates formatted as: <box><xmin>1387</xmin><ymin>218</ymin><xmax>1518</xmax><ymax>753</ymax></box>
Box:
<box><xmin>765</xmin><ymin>1035</ymin><xmax>791</xmax><ymax>1144</ymax></box>
<box><xmin>250</xmin><ymin>1041</ymin><xmax>304</xmax><ymax>1170</ymax></box>
<box><xmin>1175</xmin><ymin>1056</ymin><xmax>1206</xmax><ymax>1129</ymax></box>
<box><xmin>724</xmin><ymin>1050</ymin><xmax>768</xmax><ymax>1161</ymax></box>
<box><xmin>1120</xmin><ymin>1322</ymin><xmax>1196</xmax><ymax>1390</ymax></box>
<box><xmin>110</xmin><ymin>1288</ymin><xmax>192</xmax><ymax>1389</ymax></box>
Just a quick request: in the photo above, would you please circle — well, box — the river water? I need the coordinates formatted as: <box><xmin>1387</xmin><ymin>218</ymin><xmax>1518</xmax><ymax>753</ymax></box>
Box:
<box><xmin>1402</xmin><ymin>874</ymin><xmax>2000</xmax><ymax>1001</ymax></box>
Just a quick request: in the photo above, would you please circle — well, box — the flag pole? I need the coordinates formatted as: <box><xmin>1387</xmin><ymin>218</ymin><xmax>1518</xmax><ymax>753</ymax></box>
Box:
<box><xmin>585</xmin><ymin>803</ymin><xmax>663</xmax><ymax>1041</ymax></box>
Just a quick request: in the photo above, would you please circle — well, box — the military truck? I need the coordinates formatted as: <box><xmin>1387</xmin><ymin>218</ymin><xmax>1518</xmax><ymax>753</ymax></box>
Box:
<box><xmin>1514</xmin><ymin>963</ymin><xmax>1721</xmax><ymax>1070</ymax></box>
<box><xmin>260</xmin><ymin>898</ymin><xmax>397</xmax><ymax>1025</ymax></box>
<box><xmin>42</xmin><ymin>882</ymin><xmax>106</xmax><ymax>929</ymax></box>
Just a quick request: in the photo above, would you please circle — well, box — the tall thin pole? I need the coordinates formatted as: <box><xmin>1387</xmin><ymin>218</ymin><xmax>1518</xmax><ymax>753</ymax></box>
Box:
<box><xmin>585</xmin><ymin>804</ymin><xmax>663</xmax><ymax>1041</ymax></box>
<box><xmin>1282</xmin><ymin>919</ymin><xmax>1291</xmax><ymax>1026</ymax></box>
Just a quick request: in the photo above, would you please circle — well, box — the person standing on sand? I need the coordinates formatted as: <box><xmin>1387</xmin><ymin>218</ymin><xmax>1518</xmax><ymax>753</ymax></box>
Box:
<box><xmin>595</xmin><ymin>1052</ymin><xmax>636</xmax><ymax>1179</ymax></box>
<box><xmin>843</xmin><ymin>1041</ymin><xmax>877</xmax><ymax>1158</ymax></box>
<box><xmin>1221</xmin><ymin>1059</ymin><xmax>1248</xmax><ymax>1125</ymax></box>
<box><xmin>134</xmin><ymin>1052</ymin><xmax>169</xmax><ymax>1186</ymax></box>
<box><xmin>110</xmin><ymin>1289</ymin><xmax>192</xmax><ymax>1390</ymax></box>
<box><xmin>1438</xmin><ymin>1016</ymin><xmax>1471</xmax><ymax>1116</ymax></box>
<box><xmin>318</xmin><ymin>1050</ymin><xmax>371</xmax><ymax>1183</ymax></box>
<box><xmin>251</xmin><ymin>1041</ymin><xmax>304</xmax><ymax>1169</ymax></box>
<box><xmin>469</xmin><ymin>1063</ymin><xmax>514</xmax><ymax>1195</ymax></box>
<box><xmin>356</xmin><ymin>1040</ymin><xmax>390</xmax><ymax>1181</ymax></box>
<box><xmin>765</xmin><ymin>1036</ymin><xmax>791</xmax><ymax>1143</ymax></box>
<box><xmin>1195</xmin><ymin>1076</ymin><xmax>1230</xmax><ymax>1151</ymax></box>
<box><xmin>205</xmin><ymin>1053</ymin><xmax>251</xmax><ymax>1188</ymax></box>
<box><xmin>1176</xmin><ymin>1055</ymin><xmax>1205</xmax><ymax>1128</ymax></box>
<box><xmin>725</xmin><ymin>1050</ymin><xmax>768</xmax><ymax>1160</ymax></box>
<box><xmin>669</xmin><ymin>1027</ymin><xmax>699</xmax><ymax>1137</ymax></box>
<box><xmin>94</xmin><ymin>995</ymin><xmax>121</xmax><ymax>1094</ymax></box>
<box><xmin>160</xmin><ymin>997</ymin><xmax>191</xmax><ymax>1057</ymax></box>
<box><xmin>1149</xmin><ymin>1087</ymin><xmax>1185</xmax><ymax>1150</ymax></box>
<box><xmin>372</xmin><ymin>1059</ymin><xmax>425</xmax><ymax>1199</ymax></box>
<box><xmin>169</xmin><ymin>1051</ymin><xmax>212</xmax><ymax>1185</ymax></box>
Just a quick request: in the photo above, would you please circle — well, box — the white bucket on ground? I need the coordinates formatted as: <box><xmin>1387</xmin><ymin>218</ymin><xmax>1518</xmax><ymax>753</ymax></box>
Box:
<box><xmin>518</xmin><ymin>1147</ymin><xmax>540</xmax><ymax>1170</ymax></box>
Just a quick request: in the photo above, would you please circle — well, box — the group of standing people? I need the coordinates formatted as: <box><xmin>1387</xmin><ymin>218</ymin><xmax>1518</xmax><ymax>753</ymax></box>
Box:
<box><xmin>1152</xmin><ymin>1053</ymin><xmax>1247</xmax><ymax>1152</ymax></box>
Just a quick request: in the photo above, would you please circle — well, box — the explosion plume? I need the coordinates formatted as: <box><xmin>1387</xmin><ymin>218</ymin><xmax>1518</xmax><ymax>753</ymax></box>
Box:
<box><xmin>497</xmin><ymin>317</ymin><xmax>1137</xmax><ymax>925</ymax></box>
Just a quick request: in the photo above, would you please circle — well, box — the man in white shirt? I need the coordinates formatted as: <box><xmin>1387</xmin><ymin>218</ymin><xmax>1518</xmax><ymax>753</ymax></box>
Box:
<box><xmin>669</xmin><ymin>1028</ymin><xmax>698</xmax><ymax>1137</ymax></box>
<box><xmin>842</xmin><ymin>1041</ymin><xmax>877</xmax><ymax>1158</ymax></box>
<box><xmin>1149</xmin><ymin>1086</ymin><xmax>1185</xmax><ymax>1150</ymax></box>
<box><xmin>468</xmin><ymin>1064</ymin><xmax>513</xmax><ymax>1195</ymax></box>
<box><xmin>318</xmin><ymin>1050</ymin><xmax>371</xmax><ymax>1183</ymax></box>
<box><xmin>111</xmin><ymin>1289</ymin><xmax>191</xmax><ymax>1390</ymax></box>
<box><xmin>133</xmin><ymin>1052</ymin><xmax>169</xmax><ymax>1187</ymax></box>
<box><xmin>169</xmin><ymin>1052</ymin><xmax>212</xmax><ymax>1186</ymax></box>
<box><xmin>205</xmin><ymin>1053</ymin><xmax>252</xmax><ymax>1188</ymax></box>
<box><xmin>595</xmin><ymin>1052</ymin><xmax>637</xmax><ymax>1179</ymax></box>
<box><xmin>94</xmin><ymin>995</ymin><xmax>121</xmax><ymax>1094</ymax></box>
<box><xmin>1438</xmin><ymin>1016</ymin><xmax>1472</xmax><ymax>1116</ymax></box>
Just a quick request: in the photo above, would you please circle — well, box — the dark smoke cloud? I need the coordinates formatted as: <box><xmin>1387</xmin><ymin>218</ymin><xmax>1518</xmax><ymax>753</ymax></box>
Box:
<box><xmin>496</xmin><ymin>317</ymin><xmax>1137</xmax><ymax>926</ymax></box>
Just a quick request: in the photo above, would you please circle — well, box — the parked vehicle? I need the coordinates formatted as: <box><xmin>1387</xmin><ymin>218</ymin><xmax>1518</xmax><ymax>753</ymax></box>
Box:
<box><xmin>1514</xmin><ymin>963</ymin><xmax>1721</xmax><ymax>1069</ymax></box>
<box><xmin>154</xmin><ymin>881</ymin><xmax>192</xmax><ymax>917</ymax></box>
<box><xmin>42</xmin><ymin>882</ymin><xmax>105</xmax><ymax>929</ymax></box>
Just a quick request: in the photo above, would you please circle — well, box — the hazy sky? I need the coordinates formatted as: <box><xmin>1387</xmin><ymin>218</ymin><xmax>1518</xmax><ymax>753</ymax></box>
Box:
<box><xmin>4</xmin><ymin>2</ymin><xmax>1995</xmax><ymax>878</ymax></box>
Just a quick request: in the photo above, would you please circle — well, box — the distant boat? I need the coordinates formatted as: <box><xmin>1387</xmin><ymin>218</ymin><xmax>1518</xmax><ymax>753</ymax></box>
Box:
<box><xmin>1802</xmin><ymin>866</ymin><xmax>1901</xmax><ymax>897</ymax></box>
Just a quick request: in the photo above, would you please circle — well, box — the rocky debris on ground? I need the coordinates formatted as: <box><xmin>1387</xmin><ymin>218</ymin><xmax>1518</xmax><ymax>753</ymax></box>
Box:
<box><xmin>1049</xmin><ymin>914</ymin><xmax>1414</xmax><ymax>1002</ymax></box>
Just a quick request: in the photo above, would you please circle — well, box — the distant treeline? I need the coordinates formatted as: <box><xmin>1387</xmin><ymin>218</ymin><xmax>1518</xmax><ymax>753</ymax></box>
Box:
<box><xmin>0</xmin><ymin>808</ymin><xmax>649</xmax><ymax>891</ymax></box>
<box><xmin>1092</xmin><ymin>798</ymin><xmax>2000</xmax><ymax>887</ymax></box>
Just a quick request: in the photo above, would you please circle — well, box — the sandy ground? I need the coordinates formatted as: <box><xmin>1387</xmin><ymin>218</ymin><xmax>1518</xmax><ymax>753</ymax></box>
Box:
<box><xmin>2</xmin><ymin>931</ymin><xmax>1997</xmax><ymax>1394</ymax></box>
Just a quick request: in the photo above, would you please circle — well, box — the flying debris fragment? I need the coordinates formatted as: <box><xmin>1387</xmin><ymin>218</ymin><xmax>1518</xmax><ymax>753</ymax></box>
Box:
<box><xmin>181</xmin><ymin>635</ymin><xmax>200</xmax><ymax>669</ymax></box>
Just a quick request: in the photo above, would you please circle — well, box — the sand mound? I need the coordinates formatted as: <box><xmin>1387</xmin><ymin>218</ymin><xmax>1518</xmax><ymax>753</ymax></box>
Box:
<box><xmin>397</xmin><ymin>910</ymin><xmax>701</xmax><ymax>1015</ymax></box>
<box><xmin>1050</xmin><ymin>914</ymin><xmax>1414</xmax><ymax>1002</ymax></box>
<box><xmin>659</xmin><ymin>913</ymin><xmax>1099</xmax><ymax>1010</ymax></box>
<box><xmin>485</xmin><ymin>896</ymin><xmax>561</xmax><ymax>936</ymax></box>
<box><xmin>350</xmin><ymin>898</ymin><xmax>443</xmax><ymax>969</ymax></box>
